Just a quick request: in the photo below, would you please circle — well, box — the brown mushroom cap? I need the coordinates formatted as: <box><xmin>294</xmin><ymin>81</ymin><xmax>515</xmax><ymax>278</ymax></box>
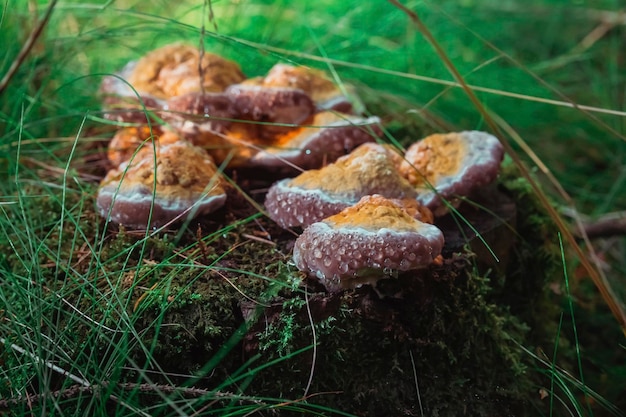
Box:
<box><xmin>292</xmin><ymin>195</ymin><xmax>445</xmax><ymax>292</ymax></box>
<box><xmin>97</xmin><ymin>140</ymin><xmax>226</xmax><ymax>229</ymax></box>
<box><xmin>161</xmin><ymin>91</ymin><xmax>235</xmax><ymax>154</ymax></box>
<box><xmin>264</xmin><ymin>142</ymin><xmax>416</xmax><ymax>228</ymax></box>
<box><xmin>99</xmin><ymin>61</ymin><xmax>166</xmax><ymax>124</ymax></box>
<box><xmin>164</xmin><ymin>108</ymin><xmax>380</xmax><ymax>169</ymax></box>
<box><xmin>100</xmin><ymin>43</ymin><xmax>245</xmax><ymax>123</ymax></box>
<box><xmin>127</xmin><ymin>43</ymin><xmax>245</xmax><ymax>99</ymax></box>
<box><xmin>245</xmin><ymin>63</ymin><xmax>355</xmax><ymax>113</ymax></box>
<box><xmin>225</xmin><ymin>84</ymin><xmax>316</xmax><ymax>136</ymax></box>
<box><xmin>247</xmin><ymin>111</ymin><xmax>381</xmax><ymax>169</ymax></box>
<box><xmin>107</xmin><ymin>126</ymin><xmax>182</xmax><ymax>168</ymax></box>
<box><xmin>398</xmin><ymin>131</ymin><xmax>505</xmax><ymax>215</ymax></box>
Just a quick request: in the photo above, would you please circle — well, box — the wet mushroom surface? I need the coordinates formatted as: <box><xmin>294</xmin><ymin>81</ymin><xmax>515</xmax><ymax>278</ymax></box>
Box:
<box><xmin>264</xmin><ymin>142</ymin><xmax>417</xmax><ymax>228</ymax></box>
<box><xmin>101</xmin><ymin>43</ymin><xmax>381</xmax><ymax>171</ymax></box>
<box><xmin>292</xmin><ymin>195</ymin><xmax>444</xmax><ymax>292</ymax></box>
<box><xmin>398</xmin><ymin>130</ymin><xmax>505</xmax><ymax>215</ymax></box>
<box><xmin>97</xmin><ymin>138</ymin><xmax>227</xmax><ymax>229</ymax></box>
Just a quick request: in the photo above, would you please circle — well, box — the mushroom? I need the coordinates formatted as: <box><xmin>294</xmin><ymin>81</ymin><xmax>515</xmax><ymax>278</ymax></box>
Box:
<box><xmin>100</xmin><ymin>43</ymin><xmax>245</xmax><ymax>123</ymax></box>
<box><xmin>397</xmin><ymin>131</ymin><xmax>505</xmax><ymax>215</ymax></box>
<box><xmin>107</xmin><ymin>125</ymin><xmax>182</xmax><ymax>168</ymax></box>
<box><xmin>247</xmin><ymin>111</ymin><xmax>381</xmax><ymax>169</ymax></box>
<box><xmin>97</xmin><ymin>139</ymin><xmax>227</xmax><ymax>229</ymax></box>
<box><xmin>99</xmin><ymin>63</ymin><xmax>166</xmax><ymax>124</ymax></box>
<box><xmin>292</xmin><ymin>195</ymin><xmax>445</xmax><ymax>292</ymax></box>
<box><xmin>226</xmin><ymin>83</ymin><xmax>316</xmax><ymax>137</ymax></box>
<box><xmin>243</xmin><ymin>63</ymin><xmax>357</xmax><ymax>113</ymax></box>
<box><xmin>160</xmin><ymin>91</ymin><xmax>236</xmax><ymax>162</ymax></box>
<box><xmin>125</xmin><ymin>42</ymin><xmax>245</xmax><ymax>99</ymax></box>
<box><xmin>161</xmin><ymin>85</ymin><xmax>317</xmax><ymax>163</ymax></box>
<box><xmin>264</xmin><ymin>142</ymin><xmax>416</xmax><ymax>228</ymax></box>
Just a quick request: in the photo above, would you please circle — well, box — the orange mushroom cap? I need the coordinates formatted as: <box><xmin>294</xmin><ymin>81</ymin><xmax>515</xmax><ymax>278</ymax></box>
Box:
<box><xmin>399</xmin><ymin>131</ymin><xmax>505</xmax><ymax>215</ymax></box>
<box><xmin>293</xmin><ymin>195</ymin><xmax>445</xmax><ymax>292</ymax></box>
<box><xmin>265</xmin><ymin>142</ymin><xmax>416</xmax><ymax>228</ymax></box>
<box><xmin>97</xmin><ymin>139</ymin><xmax>226</xmax><ymax>229</ymax></box>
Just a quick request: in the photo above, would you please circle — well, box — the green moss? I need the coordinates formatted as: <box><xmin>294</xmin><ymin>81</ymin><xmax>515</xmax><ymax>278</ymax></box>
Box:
<box><xmin>245</xmin><ymin>256</ymin><xmax>537</xmax><ymax>416</ymax></box>
<box><xmin>497</xmin><ymin>159</ymin><xmax>563</xmax><ymax>347</ymax></box>
<box><xmin>1</xmin><ymin>151</ymin><xmax>565</xmax><ymax>416</ymax></box>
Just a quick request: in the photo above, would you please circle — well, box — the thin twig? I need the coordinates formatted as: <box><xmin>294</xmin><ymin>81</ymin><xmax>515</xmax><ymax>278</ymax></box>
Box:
<box><xmin>0</xmin><ymin>381</ymin><xmax>242</xmax><ymax>410</ymax></box>
<box><xmin>0</xmin><ymin>0</ymin><xmax>58</xmax><ymax>96</ymax></box>
<box><xmin>562</xmin><ymin>210</ymin><xmax>626</xmax><ymax>239</ymax></box>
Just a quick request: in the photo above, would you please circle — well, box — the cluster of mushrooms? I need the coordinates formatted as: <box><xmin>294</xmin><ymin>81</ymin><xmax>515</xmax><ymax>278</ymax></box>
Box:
<box><xmin>97</xmin><ymin>43</ymin><xmax>505</xmax><ymax>293</ymax></box>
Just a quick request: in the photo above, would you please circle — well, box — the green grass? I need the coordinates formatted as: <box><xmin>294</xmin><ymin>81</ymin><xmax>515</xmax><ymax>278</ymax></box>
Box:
<box><xmin>1</xmin><ymin>0</ymin><xmax>625</xmax><ymax>415</ymax></box>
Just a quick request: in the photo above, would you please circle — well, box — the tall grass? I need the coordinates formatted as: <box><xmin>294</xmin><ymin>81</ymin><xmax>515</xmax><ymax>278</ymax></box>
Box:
<box><xmin>1</xmin><ymin>0</ymin><xmax>625</xmax><ymax>415</ymax></box>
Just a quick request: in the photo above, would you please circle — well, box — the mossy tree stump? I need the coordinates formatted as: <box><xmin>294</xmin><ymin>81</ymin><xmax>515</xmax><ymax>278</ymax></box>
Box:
<box><xmin>1</xmin><ymin>150</ymin><xmax>561</xmax><ymax>416</ymax></box>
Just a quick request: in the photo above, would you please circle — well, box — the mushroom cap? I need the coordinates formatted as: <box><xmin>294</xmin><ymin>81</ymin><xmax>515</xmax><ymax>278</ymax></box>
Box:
<box><xmin>264</xmin><ymin>142</ymin><xmax>417</xmax><ymax>228</ymax></box>
<box><xmin>292</xmin><ymin>195</ymin><xmax>445</xmax><ymax>292</ymax></box>
<box><xmin>245</xmin><ymin>63</ymin><xmax>355</xmax><ymax>113</ymax></box>
<box><xmin>160</xmin><ymin>87</ymin><xmax>319</xmax><ymax>166</ymax></box>
<box><xmin>100</xmin><ymin>43</ymin><xmax>245</xmax><ymax>123</ymax></box>
<box><xmin>107</xmin><ymin>126</ymin><xmax>181</xmax><ymax>168</ymax></box>
<box><xmin>99</xmin><ymin>61</ymin><xmax>166</xmax><ymax>124</ymax></box>
<box><xmin>161</xmin><ymin>91</ymin><xmax>234</xmax><ymax>147</ymax></box>
<box><xmin>399</xmin><ymin>131</ymin><xmax>505</xmax><ymax>214</ymax></box>
<box><xmin>127</xmin><ymin>43</ymin><xmax>245</xmax><ymax>99</ymax></box>
<box><xmin>97</xmin><ymin>140</ymin><xmax>226</xmax><ymax>229</ymax></box>
<box><xmin>225</xmin><ymin>84</ymin><xmax>316</xmax><ymax>137</ymax></box>
<box><xmin>247</xmin><ymin>111</ymin><xmax>381</xmax><ymax>169</ymax></box>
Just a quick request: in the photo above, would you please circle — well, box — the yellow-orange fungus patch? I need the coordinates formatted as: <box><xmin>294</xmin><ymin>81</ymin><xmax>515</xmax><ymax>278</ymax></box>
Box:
<box><xmin>324</xmin><ymin>195</ymin><xmax>424</xmax><ymax>232</ymax></box>
<box><xmin>250</xmin><ymin>64</ymin><xmax>338</xmax><ymax>102</ymax></box>
<box><xmin>288</xmin><ymin>143</ymin><xmax>395</xmax><ymax>195</ymax></box>
<box><xmin>400</xmin><ymin>133</ymin><xmax>468</xmax><ymax>188</ymax></box>
<box><xmin>108</xmin><ymin>126</ymin><xmax>161</xmax><ymax>167</ymax></box>
<box><xmin>392</xmin><ymin>198</ymin><xmax>435</xmax><ymax>224</ymax></box>
<box><xmin>108</xmin><ymin>126</ymin><xmax>183</xmax><ymax>168</ymax></box>
<box><xmin>263</xmin><ymin>111</ymin><xmax>343</xmax><ymax>150</ymax></box>
<box><xmin>107</xmin><ymin>142</ymin><xmax>225</xmax><ymax>198</ymax></box>
<box><xmin>128</xmin><ymin>43</ymin><xmax>245</xmax><ymax>99</ymax></box>
<box><xmin>267</xmin><ymin>115</ymin><xmax>316</xmax><ymax>148</ymax></box>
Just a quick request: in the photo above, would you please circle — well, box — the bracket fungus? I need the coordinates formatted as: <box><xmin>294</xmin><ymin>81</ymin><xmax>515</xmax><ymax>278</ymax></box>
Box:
<box><xmin>225</xmin><ymin>84</ymin><xmax>316</xmax><ymax>134</ymax></box>
<box><xmin>398</xmin><ymin>131</ymin><xmax>505</xmax><ymax>215</ymax></box>
<box><xmin>160</xmin><ymin>91</ymin><xmax>236</xmax><ymax>157</ymax></box>
<box><xmin>97</xmin><ymin>139</ymin><xmax>227</xmax><ymax>229</ymax></box>
<box><xmin>264</xmin><ymin>142</ymin><xmax>416</xmax><ymax>228</ymax></box>
<box><xmin>106</xmin><ymin>126</ymin><xmax>183</xmax><ymax>168</ymax></box>
<box><xmin>100</xmin><ymin>43</ymin><xmax>245</xmax><ymax>123</ymax></box>
<box><xmin>126</xmin><ymin>43</ymin><xmax>245</xmax><ymax>98</ymax></box>
<box><xmin>100</xmin><ymin>43</ymin><xmax>378</xmax><ymax>171</ymax></box>
<box><xmin>293</xmin><ymin>195</ymin><xmax>444</xmax><ymax>292</ymax></box>
<box><xmin>242</xmin><ymin>63</ymin><xmax>356</xmax><ymax>113</ymax></box>
<box><xmin>246</xmin><ymin>111</ymin><xmax>381</xmax><ymax>169</ymax></box>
